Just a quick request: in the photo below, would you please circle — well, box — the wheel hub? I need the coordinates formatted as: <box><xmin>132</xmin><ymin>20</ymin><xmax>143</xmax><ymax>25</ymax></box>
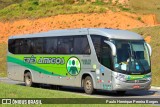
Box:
<box><xmin>25</xmin><ymin>76</ymin><xmax>31</xmax><ymax>85</ymax></box>
<box><xmin>86</xmin><ymin>80</ymin><xmax>91</xmax><ymax>90</ymax></box>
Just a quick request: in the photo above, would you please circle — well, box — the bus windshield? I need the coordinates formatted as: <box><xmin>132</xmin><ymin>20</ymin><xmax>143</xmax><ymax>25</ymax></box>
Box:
<box><xmin>112</xmin><ymin>40</ymin><xmax>151</xmax><ymax>74</ymax></box>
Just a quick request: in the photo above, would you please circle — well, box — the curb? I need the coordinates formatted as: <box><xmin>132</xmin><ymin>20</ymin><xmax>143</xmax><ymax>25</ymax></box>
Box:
<box><xmin>151</xmin><ymin>86</ymin><xmax>160</xmax><ymax>90</ymax></box>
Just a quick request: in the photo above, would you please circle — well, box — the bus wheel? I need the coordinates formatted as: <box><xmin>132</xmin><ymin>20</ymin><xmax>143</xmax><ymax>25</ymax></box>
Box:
<box><xmin>84</xmin><ymin>76</ymin><xmax>94</xmax><ymax>94</ymax></box>
<box><xmin>116</xmin><ymin>91</ymin><xmax>126</xmax><ymax>95</ymax></box>
<box><xmin>24</xmin><ymin>72</ymin><xmax>35</xmax><ymax>87</ymax></box>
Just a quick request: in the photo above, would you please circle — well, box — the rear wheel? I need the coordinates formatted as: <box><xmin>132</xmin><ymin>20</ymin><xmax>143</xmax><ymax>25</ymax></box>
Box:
<box><xmin>24</xmin><ymin>72</ymin><xmax>38</xmax><ymax>87</ymax></box>
<box><xmin>83</xmin><ymin>76</ymin><xmax>94</xmax><ymax>94</ymax></box>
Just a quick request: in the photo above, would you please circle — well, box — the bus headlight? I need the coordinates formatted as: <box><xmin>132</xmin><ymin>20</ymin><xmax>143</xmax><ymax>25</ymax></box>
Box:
<box><xmin>146</xmin><ymin>77</ymin><xmax>151</xmax><ymax>81</ymax></box>
<box><xmin>145</xmin><ymin>73</ymin><xmax>152</xmax><ymax>81</ymax></box>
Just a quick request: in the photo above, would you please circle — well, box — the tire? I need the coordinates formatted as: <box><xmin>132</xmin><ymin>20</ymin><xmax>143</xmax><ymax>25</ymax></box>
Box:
<box><xmin>83</xmin><ymin>76</ymin><xmax>94</xmax><ymax>94</ymax></box>
<box><xmin>24</xmin><ymin>72</ymin><xmax>37</xmax><ymax>87</ymax></box>
<box><xmin>116</xmin><ymin>91</ymin><xmax>126</xmax><ymax>95</ymax></box>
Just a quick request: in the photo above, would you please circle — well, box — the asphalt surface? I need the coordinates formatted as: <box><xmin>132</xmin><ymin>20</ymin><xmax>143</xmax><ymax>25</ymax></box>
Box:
<box><xmin>0</xmin><ymin>77</ymin><xmax>160</xmax><ymax>99</ymax></box>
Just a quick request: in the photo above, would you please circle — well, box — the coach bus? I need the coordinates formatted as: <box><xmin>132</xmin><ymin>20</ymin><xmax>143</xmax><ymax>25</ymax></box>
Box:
<box><xmin>8</xmin><ymin>28</ymin><xmax>152</xmax><ymax>94</ymax></box>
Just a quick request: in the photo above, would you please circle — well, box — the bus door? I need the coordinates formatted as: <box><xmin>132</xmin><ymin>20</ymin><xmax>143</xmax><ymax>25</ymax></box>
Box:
<box><xmin>91</xmin><ymin>35</ymin><xmax>112</xmax><ymax>90</ymax></box>
<box><xmin>97</xmin><ymin>41</ymin><xmax>113</xmax><ymax>90</ymax></box>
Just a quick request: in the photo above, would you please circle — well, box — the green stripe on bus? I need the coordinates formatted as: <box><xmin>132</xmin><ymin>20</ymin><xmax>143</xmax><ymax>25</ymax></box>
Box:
<box><xmin>7</xmin><ymin>56</ymin><xmax>64</xmax><ymax>77</ymax></box>
<box><xmin>126</xmin><ymin>74</ymin><xmax>151</xmax><ymax>80</ymax></box>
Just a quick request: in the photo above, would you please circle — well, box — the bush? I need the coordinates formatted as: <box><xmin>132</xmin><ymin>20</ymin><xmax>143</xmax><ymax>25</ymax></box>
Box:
<box><xmin>28</xmin><ymin>7</ymin><xmax>33</xmax><ymax>11</ymax></box>
<box><xmin>32</xmin><ymin>1</ymin><xmax>39</xmax><ymax>6</ymax></box>
<box><xmin>63</xmin><ymin>0</ymin><xmax>75</xmax><ymax>4</ymax></box>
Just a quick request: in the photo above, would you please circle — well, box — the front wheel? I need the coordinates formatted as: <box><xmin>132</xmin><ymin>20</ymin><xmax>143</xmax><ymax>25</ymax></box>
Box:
<box><xmin>83</xmin><ymin>76</ymin><xmax>94</xmax><ymax>94</ymax></box>
<box><xmin>24</xmin><ymin>72</ymin><xmax>38</xmax><ymax>87</ymax></box>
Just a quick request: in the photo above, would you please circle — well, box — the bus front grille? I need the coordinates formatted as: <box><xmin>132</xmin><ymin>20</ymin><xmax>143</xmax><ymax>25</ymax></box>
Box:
<box><xmin>125</xmin><ymin>80</ymin><xmax>149</xmax><ymax>83</ymax></box>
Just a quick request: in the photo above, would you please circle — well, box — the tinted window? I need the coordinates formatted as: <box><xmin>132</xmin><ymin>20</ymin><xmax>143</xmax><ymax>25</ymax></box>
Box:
<box><xmin>45</xmin><ymin>37</ymin><xmax>57</xmax><ymax>54</ymax></box>
<box><xmin>32</xmin><ymin>38</ymin><xmax>44</xmax><ymax>54</ymax></box>
<box><xmin>73</xmin><ymin>36</ymin><xmax>90</xmax><ymax>54</ymax></box>
<box><xmin>91</xmin><ymin>35</ymin><xmax>112</xmax><ymax>69</ymax></box>
<box><xmin>8</xmin><ymin>35</ymin><xmax>90</xmax><ymax>55</ymax></box>
<box><xmin>9</xmin><ymin>38</ymin><xmax>44</xmax><ymax>54</ymax></box>
<box><xmin>9</xmin><ymin>39</ymin><xmax>33</xmax><ymax>54</ymax></box>
<box><xmin>57</xmin><ymin>37</ymin><xmax>74</xmax><ymax>54</ymax></box>
<box><xmin>101</xmin><ymin>42</ymin><xmax>112</xmax><ymax>70</ymax></box>
<box><xmin>9</xmin><ymin>39</ymin><xmax>16</xmax><ymax>54</ymax></box>
<box><xmin>90</xmin><ymin>36</ymin><xmax>101</xmax><ymax>60</ymax></box>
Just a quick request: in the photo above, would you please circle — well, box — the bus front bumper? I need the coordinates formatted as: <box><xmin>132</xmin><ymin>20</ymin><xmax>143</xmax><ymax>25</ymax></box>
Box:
<box><xmin>112</xmin><ymin>78</ymin><xmax>151</xmax><ymax>91</ymax></box>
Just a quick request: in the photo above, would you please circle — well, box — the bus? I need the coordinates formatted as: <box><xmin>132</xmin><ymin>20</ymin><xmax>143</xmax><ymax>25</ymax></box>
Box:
<box><xmin>7</xmin><ymin>28</ymin><xmax>152</xmax><ymax>94</ymax></box>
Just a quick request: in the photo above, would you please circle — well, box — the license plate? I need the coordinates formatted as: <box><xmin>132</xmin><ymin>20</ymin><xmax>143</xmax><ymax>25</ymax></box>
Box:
<box><xmin>133</xmin><ymin>85</ymin><xmax>140</xmax><ymax>89</ymax></box>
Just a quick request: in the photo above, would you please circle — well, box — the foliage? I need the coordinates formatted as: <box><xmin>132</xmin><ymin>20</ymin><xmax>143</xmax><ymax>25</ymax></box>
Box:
<box><xmin>129</xmin><ymin>0</ymin><xmax>160</xmax><ymax>22</ymax></box>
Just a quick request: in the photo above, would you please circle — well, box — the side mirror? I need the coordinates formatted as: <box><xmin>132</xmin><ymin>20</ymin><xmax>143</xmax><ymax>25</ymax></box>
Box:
<box><xmin>146</xmin><ymin>43</ymin><xmax>152</xmax><ymax>56</ymax></box>
<box><xmin>104</xmin><ymin>41</ymin><xmax>116</xmax><ymax>56</ymax></box>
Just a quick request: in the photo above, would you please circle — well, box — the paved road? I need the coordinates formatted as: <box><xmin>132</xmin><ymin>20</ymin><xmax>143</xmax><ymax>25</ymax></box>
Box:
<box><xmin>0</xmin><ymin>77</ymin><xmax>160</xmax><ymax>98</ymax></box>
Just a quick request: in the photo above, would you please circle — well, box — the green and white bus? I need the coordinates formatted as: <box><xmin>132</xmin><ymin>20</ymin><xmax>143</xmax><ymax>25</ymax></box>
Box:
<box><xmin>8</xmin><ymin>28</ymin><xmax>152</xmax><ymax>94</ymax></box>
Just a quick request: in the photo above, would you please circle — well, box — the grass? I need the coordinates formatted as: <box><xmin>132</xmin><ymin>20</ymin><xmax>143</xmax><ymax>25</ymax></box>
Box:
<box><xmin>0</xmin><ymin>43</ymin><xmax>7</xmax><ymax>77</ymax></box>
<box><xmin>129</xmin><ymin>0</ymin><xmax>160</xmax><ymax>22</ymax></box>
<box><xmin>0</xmin><ymin>0</ymin><xmax>23</xmax><ymax>9</ymax></box>
<box><xmin>0</xmin><ymin>83</ymin><xmax>157</xmax><ymax>107</ymax></box>
<box><xmin>0</xmin><ymin>1</ymin><xmax>105</xmax><ymax>21</ymax></box>
<box><xmin>0</xmin><ymin>83</ymin><xmax>88</xmax><ymax>98</ymax></box>
<box><xmin>130</xmin><ymin>26</ymin><xmax>160</xmax><ymax>86</ymax></box>
<box><xmin>0</xmin><ymin>0</ymin><xmax>131</xmax><ymax>21</ymax></box>
<box><xmin>0</xmin><ymin>0</ymin><xmax>159</xmax><ymax>22</ymax></box>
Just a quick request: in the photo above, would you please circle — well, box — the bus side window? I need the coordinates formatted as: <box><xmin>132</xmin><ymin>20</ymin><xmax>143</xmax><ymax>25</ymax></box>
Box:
<box><xmin>57</xmin><ymin>37</ymin><xmax>73</xmax><ymax>54</ymax></box>
<box><xmin>9</xmin><ymin>39</ymin><xmax>33</xmax><ymax>54</ymax></box>
<box><xmin>20</xmin><ymin>39</ymin><xmax>32</xmax><ymax>54</ymax></box>
<box><xmin>9</xmin><ymin>39</ymin><xmax>16</xmax><ymax>54</ymax></box>
<box><xmin>12</xmin><ymin>39</ymin><xmax>26</xmax><ymax>54</ymax></box>
<box><xmin>90</xmin><ymin>35</ymin><xmax>101</xmax><ymax>61</ymax></box>
<box><xmin>14</xmin><ymin>39</ymin><xmax>21</xmax><ymax>54</ymax></box>
<box><xmin>31</xmin><ymin>38</ymin><xmax>44</xmax><ymax>54</ymax></box>
<box><xmin>45</xmin><ymin>37</ymin><xmax>58</xmax><ymax>54</ymax></box>
<box><xmin>101</xmin><ymin>42</ymin><xmax>112</xmax><ymax>70</ymax></box>
<box><xmin>91</xmin><ymin>35</ymin><xmax>112</xmax><ymax>70</ymax></box>
<box><xmin>74</xmin><ymin>35</ymin><xmax>90</xmax><ymax>54</ymax></box>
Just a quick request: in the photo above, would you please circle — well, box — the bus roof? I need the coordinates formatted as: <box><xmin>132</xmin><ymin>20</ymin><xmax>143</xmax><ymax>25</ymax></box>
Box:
<box><xmin>89</xmin><ymin>28</ymin><xmax>144</xmax><ymax>40</ymax></box>
<box><xmin>9</xmin><ymin>28</ymin><xmax>144</xmax><ymax>40</ymax></box>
